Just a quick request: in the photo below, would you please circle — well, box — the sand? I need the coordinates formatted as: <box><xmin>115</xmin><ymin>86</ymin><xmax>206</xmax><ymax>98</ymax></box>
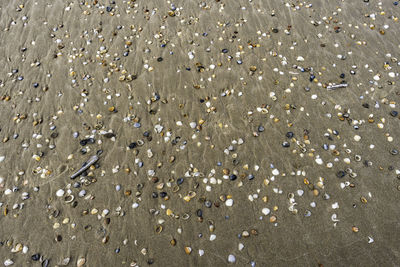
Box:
<box><xmin>0</xmin><ymin>0</ymin><xmax>399</xmax><ymax>266</ymax></box>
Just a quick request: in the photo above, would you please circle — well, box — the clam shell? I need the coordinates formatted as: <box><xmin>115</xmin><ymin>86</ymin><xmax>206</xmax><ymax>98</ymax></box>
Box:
<box><xmin>155</xmin><ymin>225</ymin><xmax>163</xmax><ymax>234</ymax></box>
<box><xmin>64</xmin><ymin>195</ymin><xmax>74</xmax><ymax>203</ymax></box>
<box><xmin>188</xmin><ymin>191</ymin><xmax>196</xmax><ymax>198</ymax></box>
<box><xmin>77</xmin><ymin>258</ymin><xmax>86</xmax><ymax>267</ymax></box>
<box><xmin>172</xmin><ymin>185</ymin><xmax>180</xmax><ymax>193</ymax></box>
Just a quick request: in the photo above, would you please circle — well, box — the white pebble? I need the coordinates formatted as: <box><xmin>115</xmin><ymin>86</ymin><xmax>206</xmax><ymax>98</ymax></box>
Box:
<box><xmin>296</xmin><ymin>56</ymin><xmax>305</xmax><ymax>62</ymax></box>
<box><xmin>272</xmin><ymin>169</ymin><xmax>279</xmax><ymax>176</ymax></box>
<box><xmin>210</xmin><ymin>234</ymin><xmax>216</xmax><ymax>241</ymax></box>
<box><xmin>354</xmin><ymin>135</ymin><xmax>361</xmax><ymax>142</ymax></box>
<box><xmin>199</xmin><ymin>249</ymin><xmax>204</xmax><ymax>256</ymax></box>
<box><xmin>132</xmin><ymin>203</ymin><xmax>139</xmax><ymax>209</ymax></box>
<box><xmin>0</xmin><ymin>156</ymin><xmax>5</xmax><ymax>162</ymax></box>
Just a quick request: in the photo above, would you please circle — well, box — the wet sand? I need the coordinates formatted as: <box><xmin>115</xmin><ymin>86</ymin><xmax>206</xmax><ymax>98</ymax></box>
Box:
<box><xmin>0</xmin><ymin>0</ymin><xmax>400</xmax><ymax>266</ymax></box>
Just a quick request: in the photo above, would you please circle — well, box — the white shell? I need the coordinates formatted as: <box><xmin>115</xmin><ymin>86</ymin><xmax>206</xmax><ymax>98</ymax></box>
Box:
<box><xmin>56</xmin><ymin>189</ymin><xmax>65</xmax><ymax>197</ymax></box>
<box><xmin>77</xmin><ymin>258</ymin><xmax>86</xmax><ymax>267</ymax></box>
<box><xmin>4</xmin><ymin>259</ymin><xmax>14</xmax><ymax>266</ymax></box>
<box><xmin>228</xmin><ymin>255</ymin><xmax>236</xmax><ymax>263</ymax></box>
<box><xmin>262</xmin><ymin>208</ymin><xmax>270</xmax><ymax>215</ymax></box>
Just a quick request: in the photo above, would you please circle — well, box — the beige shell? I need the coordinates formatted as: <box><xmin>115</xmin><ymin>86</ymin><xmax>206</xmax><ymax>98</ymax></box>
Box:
<box><xmin>77</xmin><ymin>257</ymin><xmax>86</xmax><ymax>267</ymax></box>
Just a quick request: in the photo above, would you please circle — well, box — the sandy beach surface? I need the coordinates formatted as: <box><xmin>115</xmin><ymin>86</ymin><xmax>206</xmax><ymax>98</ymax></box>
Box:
<box><xmin>0</xmin><ymin>0</ymin><xmax>399</xmax><ymax>266</ymax></box>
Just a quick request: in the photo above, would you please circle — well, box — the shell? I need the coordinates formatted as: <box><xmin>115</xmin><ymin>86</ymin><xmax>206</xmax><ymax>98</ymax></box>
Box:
<box><xmin>156</xmin><ymin>183</ymin><xmax>164</xmax><ymax>190</ymax></box>
<box><xmin>77</xmin><ymin>258</ymin><xmax>86</xmax><ymax>267</ymax></box>
<box><xmin>90</xmin><ymin>208</ymin><xmax>98</xmax><ymax>215</ymax></box>
<box><xmin>155</xmin><ymin>225</ymin><xmax>163</xmax><ymax>234</ymax></box>
<box><xmin>64</xmin><ymin>195</ymin><xmax>74</xmax><ymax>203</ymax></box>
<box><xmin>137</xmin><ymin>139</ymin><xmax>144</xmax><ymax>146</ymax></box>
<box><xmin>209</xmin><ymin>224</ymin><xmax>215</xmax><ymax>232</ymax></box>
<box><xmin>172</xmin><ymin>186</ymin><xmax>180</xmax><ymax>193</ymax></box>
<box><xmin>184</xmin><ymin>247</ymin><xmax>192</xmax><ymax>254</ymax></box>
